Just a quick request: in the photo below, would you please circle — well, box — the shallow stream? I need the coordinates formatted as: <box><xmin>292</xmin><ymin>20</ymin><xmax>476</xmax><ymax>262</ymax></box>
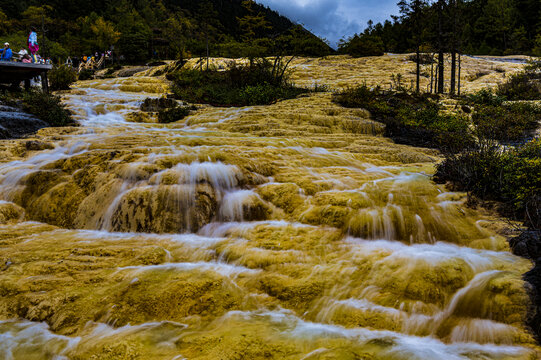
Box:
<box><xmin>0</xmin><ymin>72</ymin><xmax>538</xmax><ymax>359</ymax></box>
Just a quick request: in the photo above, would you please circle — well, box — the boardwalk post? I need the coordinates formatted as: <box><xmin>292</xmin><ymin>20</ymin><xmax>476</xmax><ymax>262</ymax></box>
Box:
<box><xmin>41</xmin><ymin>72</ymin><xmax>49</xmax><ymax>93</ymax></box>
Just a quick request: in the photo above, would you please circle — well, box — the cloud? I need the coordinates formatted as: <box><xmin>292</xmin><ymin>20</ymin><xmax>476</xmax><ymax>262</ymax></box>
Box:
<box><xmin>257</xmin><ymin>0</ymin><xmax>399</xmax><ymax>47</ymax></box>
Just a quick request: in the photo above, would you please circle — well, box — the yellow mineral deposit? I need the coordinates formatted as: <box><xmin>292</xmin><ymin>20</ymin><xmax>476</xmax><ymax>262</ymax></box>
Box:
<box><xmin>0</xmin><ymin>55</ymin><xmax>538</xmax><ymax>359</ymax></box>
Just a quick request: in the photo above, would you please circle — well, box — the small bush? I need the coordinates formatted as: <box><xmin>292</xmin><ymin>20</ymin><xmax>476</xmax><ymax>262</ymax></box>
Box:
<box><xmin>407</xmin><ymin>53</ymin><xmax>434</xmax><ymax>64</ymax></box>
<box><xmin>140</xmin><ymin>97</ymin><xmax>178</xmax><ymax>112</ymax></box>
<box><xmin>464</xmin><ymin>89</ymin><xmax>540</xmax><ymax>143</ymax></box>
<box><xmin>49</xmin><ymin>65</ymin><xmax>77</xmax><ymax>91</ymax></box>
<box><xmin>435</xmin><ymin>139</ymin><xmax>541</xmax><ymax>229</ymax></box>
<box><xmin>78</xmin><ymin>69</ymin><xmax>94</xmax><ymax>81</ymax></box>
<box><xmin>21</xmin><ymin>90</ymin><xmax>74</xmax><ymax>127</ymax></box>
<box><xmin>158</xmin><ymin>105</ymin><xmax>197</xmax><ymax>123</ymax></box>
<box><xmin>472</xmin><ymin>103</ymin><xmax>539</xmax><ymax>142</ymax></box>
<box><xmin>497</xmin><ymin>61</ymin><xmax>541</xmax><ymax>100</ymax></box>
<box><xmin>465</xmin><ymin>88</ymin><xmax>505</xmax><ymax>106</ymax></box>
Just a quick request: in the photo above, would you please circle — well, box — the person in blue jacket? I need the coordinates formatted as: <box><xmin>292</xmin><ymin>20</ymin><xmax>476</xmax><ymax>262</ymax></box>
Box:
<box><xmin>0</xmin><ymin>43</ymin><xmax>12</xmax><ymax>61</ymax></box>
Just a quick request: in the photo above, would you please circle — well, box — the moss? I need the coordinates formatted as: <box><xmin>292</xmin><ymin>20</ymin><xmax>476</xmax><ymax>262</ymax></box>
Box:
<box><xmin>256</xmin><ymin>183</ymin><xmax>305</xmax><ymax>215</ymax></box>
<box><xmin>0</xmin><ymin>202</ymin><xmax>24</xmax><ymax>224</ymax></box>
<box><xmin>28</xmin><ymin>181</ymin><xmax>87</xmax><ymax>228</ymax></box>
<box><xmin>110</xmin><ymin>184</ymin><xmax>217</xmax><ymax>233</ymax></box>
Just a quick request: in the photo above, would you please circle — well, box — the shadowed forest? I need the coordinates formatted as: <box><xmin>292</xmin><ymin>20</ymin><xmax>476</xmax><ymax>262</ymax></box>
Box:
<box><xmin>1</xmin><ymin>0</ymin><xmax>540</xmax><ymax>64</ymax></box>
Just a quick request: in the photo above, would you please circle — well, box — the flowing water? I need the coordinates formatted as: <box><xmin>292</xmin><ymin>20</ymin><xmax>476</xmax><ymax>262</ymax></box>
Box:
<box><xmin>0</xmin><ymin>69</ymin><xmax>538</xmax><ymax>359</ymax></box>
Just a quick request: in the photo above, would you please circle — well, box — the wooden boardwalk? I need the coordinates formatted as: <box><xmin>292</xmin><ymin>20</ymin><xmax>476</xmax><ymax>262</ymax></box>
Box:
<box><xmin>0</xmin><ymin>62</ymin><xmax>53</xmax><ymax>92</ymax></box>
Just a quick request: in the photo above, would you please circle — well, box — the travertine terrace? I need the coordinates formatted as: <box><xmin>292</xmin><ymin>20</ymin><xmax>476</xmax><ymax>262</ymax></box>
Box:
<box><xmin>0</xmin><ymin>55</ymin><xmax>538</xmax><ymax>359</ymax></box>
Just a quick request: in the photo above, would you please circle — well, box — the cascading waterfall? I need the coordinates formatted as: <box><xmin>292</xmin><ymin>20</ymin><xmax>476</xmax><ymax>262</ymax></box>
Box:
<box><xmin>0</xmin><ymin>73</ymin><xmax>538</xmax><ymax>360</ymax></box>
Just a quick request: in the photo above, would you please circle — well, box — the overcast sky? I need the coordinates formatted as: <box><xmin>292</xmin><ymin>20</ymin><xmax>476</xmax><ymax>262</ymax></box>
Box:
<box><xmin>257</xmin><ymin>0</ymin><xmax>400</xmax><ymax>48</ymax></box>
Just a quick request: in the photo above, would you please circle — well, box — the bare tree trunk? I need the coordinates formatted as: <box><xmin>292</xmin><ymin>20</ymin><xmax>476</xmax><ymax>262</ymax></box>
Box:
<box><xmin>458</xmin><ymin>52</ymin><xmax>461</xmax><ymax>96</ymax></box>
<box><xmin>450</xmin><ymin>0</ymin><xmax>457</xmax><ymax>95</ymax></box>
<box><xmin>438</xmin><ymin>52</ymin><xmax>444</xmax><ymax>93</ymax></box>
<box><xmin>416</xmin><ymin>46</ymin><xmax>421</xmax><ymax>93</ymax></box>
<box><xmin>206</xmin><ymin>34</ymin><xmax>209</xmax><ymax>71</ymax></box>
<box><xmin>430</xmin><ymin>53</ymin><xmax>434</xmax><ymax>93</ymax></box>
<box><xmin>437</xmin><ymin>0</ymin><xmax>445</xmax><ymax>94</ymax></box>
<box><xmin>434</xmin><ymin>65</ymin><xmax>438</xmax><ymax>92</ymax></box>
<box><xmin>450</xmin><ymin>52</ymin><xmax>456</xmax><ymax>95</ymax></box>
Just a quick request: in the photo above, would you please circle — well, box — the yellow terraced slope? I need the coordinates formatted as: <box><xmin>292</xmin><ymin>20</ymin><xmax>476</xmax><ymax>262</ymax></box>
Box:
<box><xmin>0</xmin><ymin>55</ymin><xmax>538</xmax><ymax>360</ymax></box>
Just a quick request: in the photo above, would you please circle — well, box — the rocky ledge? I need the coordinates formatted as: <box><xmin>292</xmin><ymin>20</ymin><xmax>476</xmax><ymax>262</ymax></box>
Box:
<box><xmin>0</xmin><ymin>104</ymin><xmax>48</xmax><ymax>139</ymax></box>
<box><xmin>509</xmin><ymin>230</ymin><xmax>541</xmax><ymax>340</ymax></box>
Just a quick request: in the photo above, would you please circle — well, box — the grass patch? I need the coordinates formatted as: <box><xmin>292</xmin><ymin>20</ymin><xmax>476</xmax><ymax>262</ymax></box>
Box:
<box><xmin>169</xmin><ymin>58</ymin><xmax>309</xmax><ymax>107</ymax></box>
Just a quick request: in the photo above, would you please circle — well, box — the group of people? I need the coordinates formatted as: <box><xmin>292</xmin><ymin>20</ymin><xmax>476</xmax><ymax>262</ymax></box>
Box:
<box><xmin>67</xmin><ymin>50</ymin><xmax>112</xmax><ymax>70</ymax></box>
<box><xmin>0</xmin><ymin>27</ymin><xmax>41</xmax><ymax>63</ymax></box>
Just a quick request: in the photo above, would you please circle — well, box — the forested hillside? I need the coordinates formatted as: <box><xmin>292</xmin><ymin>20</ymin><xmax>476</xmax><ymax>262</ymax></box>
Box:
<box><xmin>339</xmin><ymin>0</ymin><xmax>541</xmax><ymax>57</ymax></box>
<box><xmin>0</xmin><ymin>0</ymin><xmax>331</xmax><ymax>63</ymax></box>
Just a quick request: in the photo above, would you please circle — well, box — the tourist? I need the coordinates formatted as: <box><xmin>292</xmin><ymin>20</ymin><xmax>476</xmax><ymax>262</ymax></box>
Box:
<box><xmin>21</xmin><ymin>54</ymin><xmax>32</xmax><ymax>63</ymax></box>
<box><xmin>28</xmin><ymin>27</ymin><xmax>39</xmax><ymax>56</ymax></box>
<box><xmin>0</xmin><ymin>43</ymin><xmax>12</xmax><ymax>61</ymax></box>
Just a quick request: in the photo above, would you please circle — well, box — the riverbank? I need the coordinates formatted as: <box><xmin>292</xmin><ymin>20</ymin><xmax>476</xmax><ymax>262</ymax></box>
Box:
<box><xmin>0</xmin><ymin>89</ymin><xmax>76</xmax><ymax>140</ymax></box>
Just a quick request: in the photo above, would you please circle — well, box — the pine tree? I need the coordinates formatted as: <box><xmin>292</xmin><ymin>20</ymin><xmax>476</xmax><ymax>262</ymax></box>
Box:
<box><xmin>198</xmin><ymin>0</ymin><xmax>219</xmax><ymax>70</ymax></box>
<box><xmin>237</xmin><ymin>0</ymin><xmax>271</xmax><ymax>66</ymax></box>
<box><xmin>398</xmin><ymin>0</ymin><xmax>428</xmax><ymax>93</ymax></box>
<box><xmin>437</xmin><ymin>0</ymin><xmax>445</xmax><ymax>94</ymax></box>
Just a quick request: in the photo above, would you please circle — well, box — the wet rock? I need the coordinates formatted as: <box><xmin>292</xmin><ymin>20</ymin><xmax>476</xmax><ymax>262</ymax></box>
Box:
<box><xmin>140</xmin><ymin>97</ymin><xmax>178</xmax><ymax>112</ymax></box>
<box><xmin>125</xmin><ymin>111</ymin><xmax>155</xmax><ymax>123</ymax></box>
<box><xmin>510</xmin><ymin>230</ymin><xmax>541</xmax><ymax>341</ymax></box>
<box><xmin>28</xmin><ymin>181</ymin><xmax>87</xmax><ymax>228</ymax></box>
<box><xmin>0</xmin><ymin>104</ymin><xmax>48</xmax><ymax>139</ymax></box>
<box><xmin>510</xmin><ymin>231</ymin><xmax>541</xmax><ymax>260</ymax></box>
<box><xmin>117</xmin><ymin>67</ymin><xmax>149</xmax><ymax>78</ymax></box>
<box><xmin>25</xmin><ymin>140</ymin><xmax>54</xmax><ymax>151</ymax></box>
<box><xmin>0</xmin><ymin>202</ymin><xmax>24</xmax><ymax>224</ymax></box>
<box><xmin>257</xmin><ymin>183</ymin><xmax>305</xmax><ymax>215</ymax></box>
<box><xmin>0</xmin><ymin>124</ymin><xmax>9</xmax><ymax>139</ymax></box>
<box><xmin>110</xmin><ymin>184</ymin><xmax>218</xmax><ymax>233</ymax></box>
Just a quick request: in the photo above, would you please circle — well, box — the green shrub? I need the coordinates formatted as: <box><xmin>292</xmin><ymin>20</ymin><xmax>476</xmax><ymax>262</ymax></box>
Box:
<box><xmin>158</xmin><ymin>105</ymin><xmax>197</xmax><ymax>123</ymax></box>
<box><xmin>435</xmin><ymin>139</ymin><xmax>541</xmax><ymax>229</ymax></box>
<box><xmin>49</xmin><ymin>65</ymin><xmax>77</xmax><ymax>91</ymax></box>
<box><xmin>472</xmin><ymin>103</ymin><xmax>539</xmax><ymax>142</ymax></box>
<box><xmin>140</xmin><ymin>97</ymin><xmax>178</xmax><ymax>112</ymax></box>
<box><xmin>21</xmin><ymin>90</ymin><xmax>74</xmax><ymax>127</ymax></box>
<box><xmin>78</xmin><ymin>69</ymin><xmax>94</xmax><ymax>81</ymax></box>
<box><xmin>170</xmin><ymin>59</ymin><xmax>308</xmax><ymax>107</ymax></box>
<box><xmin>465</xmin><ymin>88</ymin><xmax>505</xmax><ymax>106</ymax></box>
<box><xmin>497</xmin><ymin>61</ymin><xmax>541</xmax><ymax>100</ymax></box>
